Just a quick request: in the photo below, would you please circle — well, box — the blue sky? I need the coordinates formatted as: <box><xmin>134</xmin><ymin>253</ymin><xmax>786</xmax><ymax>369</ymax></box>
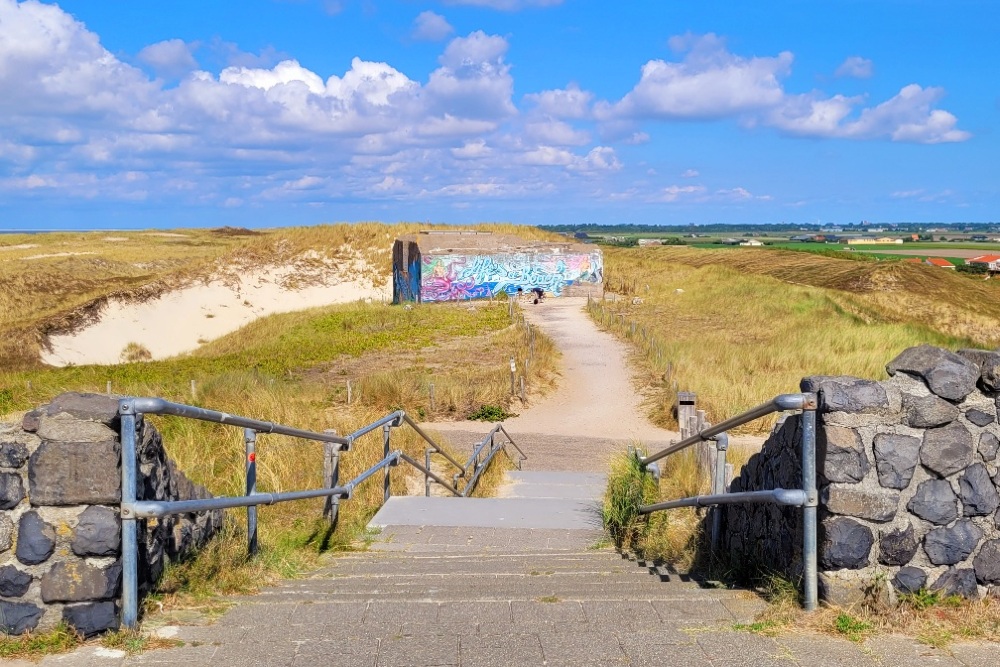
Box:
<box><xmin>0</xmin><ymin>0</ymin><xmax>997</xmax><ymax>230</ymax></box>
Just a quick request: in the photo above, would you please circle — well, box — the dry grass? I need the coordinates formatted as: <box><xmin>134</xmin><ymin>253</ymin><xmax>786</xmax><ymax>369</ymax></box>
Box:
<box><xmin>744</xmin><ymin>576</ymin><xmax>1000</xmax><ymax>647</ymax></box>
<box><xmin>0</xmin><ymin>223</ymin><xmax>562</xmax><ymax>371</ymax></box>
<box><xmin>594</xmin><ymin>246</ymin><xmax>988</xmax><ymax>433</ymax></box>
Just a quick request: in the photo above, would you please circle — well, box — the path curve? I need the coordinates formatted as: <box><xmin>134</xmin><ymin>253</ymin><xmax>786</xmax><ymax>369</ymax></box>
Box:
<box><xmin>426</xmin><ymin>297</ymin><xmax>680</xmax><ymax>471</ymax></box>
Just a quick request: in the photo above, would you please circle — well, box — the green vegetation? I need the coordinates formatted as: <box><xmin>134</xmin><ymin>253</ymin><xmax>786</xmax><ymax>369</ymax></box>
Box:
<box><xmin>467</xmin><ymin>404</ymin><xmax>517</xmax><ymax>421</ymax></box>
<box><xmin>0</xmin><ymin>625</ymin><xmax>81</xmax><ymax>661</ymax></box>
<box><xmin>601</xmin><ymin>450</ymin><xmax>657</xmax><ymax>549</ymax></box>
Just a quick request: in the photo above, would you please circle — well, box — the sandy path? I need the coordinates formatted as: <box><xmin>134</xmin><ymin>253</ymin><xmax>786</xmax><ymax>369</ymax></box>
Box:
<box><xmin>426</xmin><ymin>298</ymin><xmax>683</xmax><ymax>470</ymax></box>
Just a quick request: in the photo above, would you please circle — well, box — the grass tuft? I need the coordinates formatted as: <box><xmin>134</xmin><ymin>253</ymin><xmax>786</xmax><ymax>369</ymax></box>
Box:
<box><xmin>602</xmin><ymin>450</ymin><xmax>657</xmax><ymax>549</ymax></box>
<box><xmin>0</xmin><ymin>625</ymin><xmax>81</xmax><ymax>661</ymax></box>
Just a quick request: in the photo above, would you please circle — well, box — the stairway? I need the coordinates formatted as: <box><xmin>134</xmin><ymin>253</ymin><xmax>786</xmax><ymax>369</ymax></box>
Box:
<box><xmin>195</xmin><ymin>469</ymin><xmax>765</xmax><ymax>666</ymax></box>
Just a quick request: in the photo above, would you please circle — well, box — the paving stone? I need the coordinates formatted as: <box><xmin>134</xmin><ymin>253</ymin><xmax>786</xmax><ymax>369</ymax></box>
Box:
<box><xmin>376</xmin><ymin>635</ymin><xmax>459</xmax><ymax>666</ymax></box>
<box><xmin>537</xmin><ymin>631</ymin><xmax>627</xmax><ymax>666</ymax></box>
<box><xmin>650</xmin><ymin>599</ymin><xmax>735</xmax><ymax>623</ymax></box>
<box><xmin>777</xmin><ymin>633</ymin><xmax>875</xmax><ymax>666</ymax></box>
<box><xmin>184</xmin><ymin>641</ymin><xmax>295</xmax><ymax>667</ymax></box>
<box><xmin>460</xmin><ymin>634</ymin><xmax>544</xmax><ymax>667</ymax></box>
<box><xmin>510</xmin><ymin>600</ymin><xmax>587</xmax><ymax>633</ymax></box>
<box><xmin>862</xmin><ymin>634</ymin><xmax>963</xmax><ymax>667</ymax></box>
<box><xmin>618</xmin><ymin>633</ymin><xmax>710</xmax><ymax>667</ymax></box>
<box><xmin>694</xmin><ymin>630</ymin><xmax>794</xmax><ymax>667</ymax></box>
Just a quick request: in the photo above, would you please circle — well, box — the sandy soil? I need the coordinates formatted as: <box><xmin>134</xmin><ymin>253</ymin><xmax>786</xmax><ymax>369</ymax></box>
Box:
<box><xmin>429</xmin><ymin>298</ymin><xmax>679</xmax><ymax>442</ymax></box>
<box><xmin>42</xmin><ymin>264</ymin><xmax>390</xmax><ymax>366</ymax></box>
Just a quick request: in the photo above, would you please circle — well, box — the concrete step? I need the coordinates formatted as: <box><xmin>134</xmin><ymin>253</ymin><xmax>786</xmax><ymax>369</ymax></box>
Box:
<box><xmin>500</xmin><ymin>471</ymin><xmax>606</xmax><ymax>500</ymax></box>
<box><xmin>368</xmin><ymin>496</ymin><xmax>601</xmax><ymax>531</ymax></box>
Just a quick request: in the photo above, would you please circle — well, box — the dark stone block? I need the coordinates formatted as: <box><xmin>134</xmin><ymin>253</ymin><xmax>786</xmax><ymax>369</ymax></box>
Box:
<box><xmin>28</xmin><ymin>440</ymin><xmax>120</xmax><ymax>505</ymax></box>
<box><xmin>46</xmin><ymin>392</ymin><xmax>120</xmax><ymax>425</ymax></box>
<box><xmin>960</xmin><ymin>463</ymin><xmax>1000</xmax><ymax>516</ymax></box>
<box><xmin>873</xmin><ymin>433</ymin><xmax>921</xmax><ymax>489</ymax></box>
<box><xmin>0</xmin><ymin>441</ymin><xmax>28</xmax><ymax>468</ymax></box>
<box><xmin>0</xmin><ymin>565</ymin><xmax>32</xmax><ymax>597</ymax></box>
<box><xmin>20</xmin><ymin>410</ymin><xmax>40</xmax><ymax>433</ymax></box>
<box><xmin>924</xmin><ymin>519</ymin><xmax>983</xmax><ymax>566</ymax></box>
<box><xmin>820</xmin><ymin>517</ymin><xmax>873</xmax><ymax>570</ymax></box>
<box><xmin>0</xmin><ymin>600</ymin><xmax>43</xmax><ymax>634</ymax></box>
<box><xmin>974</xmin><ymin>538</ymin><xmax>1000</xmax><ymax>585</ymax></box>
<box><xmin>980</xmin><ymin>432</ymin><xmax>1000</xmax><ymax>462</ymax></box>
<box><xmin>901</xmin><ymin>393</ymin><xmax>958</xmax><ymax>429</ymax></box>
<box><xmin>892</xmin><ymin>566</ymin><xmax>927</xmax><ymax>594</ymax></box>
<box><xmin>72</xmin><ymin>506</ymin><xmax>120</xmax><ymax>557</ymax></box>
<box><xmin>819</xmin><ymin>425</ymin><xmax>869</xmax><ymax>483</ymax></box>
<box><xmin>967</xmin><ymin>409</ymin><xmax>996</xmax><ymax>427</ymax></box>
<box><xmin>887</xmin><ymin>345</ymin><xmax>980</xmax><ymax>401</ymax></box>
<box><xmin>41</xmin><ymin>559</ymin><xmax>121</xmax><ymax>602</ymax></box>
<box><xmin>823</xmin><ymin>484</ymin><xmax>899</xmax><ymax>522</ymax></box>
<box><xmin>907</xmin><ymin>478</ymin><xmax>958</xmax><ymax>525</ymax></box>
<box><xmin>931</xmin><ymin>567</ymin><xmax>980</xmax><ymax>599</ymax></box>
<box><xmin>15</xmin><ymin>511</ymin><xmax>55</xmax><ymax>565</ymax></box>
<box><xmin>920</xmin><ymin>423</ymin><xmax>974</xmax><ymax>477</ymax></box>
<box><xmin>0</xmin><ymin>471</ymin><xmax>25</xmax><ymax>510</ymax></box>
<box><xmin>62</xmin><ymin>601</ymin><xmax>118</xmax><ymax>637</ymax></box>
<box><xmin>879</xmin><ymin>523</ymin><xmax>918</xmax><ymax>566</ymax></box>
<box><xmin>799</xmin><ymin>376</ymin><xmax>889</xmax><ymax>413</ymax></box>
<box><xmin>959</xmin><ymin>349</ymin><xmax>1000</xmax><ymax>392</ymax></box>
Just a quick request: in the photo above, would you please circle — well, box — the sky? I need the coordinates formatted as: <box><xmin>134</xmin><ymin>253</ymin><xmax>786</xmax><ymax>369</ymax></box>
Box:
<box><xmin>0</xmin><ymin>0</ymin><xmax>997</xmax><ymax>230</ymax></box>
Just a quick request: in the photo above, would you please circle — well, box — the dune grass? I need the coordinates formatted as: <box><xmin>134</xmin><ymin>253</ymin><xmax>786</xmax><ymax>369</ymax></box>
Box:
<box><xmin>593</xmin><ymin>246</ymin><xmax>991</xmax><ymax>433</ymax></box>
<box><xmin>0</xmin><ymin>222</ymin><xmax>562</xmax><ymax>371</ymax></box>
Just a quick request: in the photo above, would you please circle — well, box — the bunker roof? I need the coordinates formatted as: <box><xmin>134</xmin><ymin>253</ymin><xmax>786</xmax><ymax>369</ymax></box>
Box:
<box><xmin>398</xmin><ymin>230</ymin><xmax>597</xmax><ymax>256</ymax></box>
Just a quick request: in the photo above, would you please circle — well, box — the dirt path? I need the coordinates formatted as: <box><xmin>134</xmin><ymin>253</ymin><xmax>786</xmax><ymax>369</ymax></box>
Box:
<box><xmin>426</xmin><ymin>298</ymin><xmax>684</xmax><ymax>471</ymax></box>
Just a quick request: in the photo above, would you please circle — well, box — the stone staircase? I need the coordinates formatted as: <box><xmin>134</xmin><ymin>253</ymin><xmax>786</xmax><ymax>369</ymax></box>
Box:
<box><xmin>111</xmin><ymin>469</ymin><xmax>989</xmax><ymax>667</ymax></box>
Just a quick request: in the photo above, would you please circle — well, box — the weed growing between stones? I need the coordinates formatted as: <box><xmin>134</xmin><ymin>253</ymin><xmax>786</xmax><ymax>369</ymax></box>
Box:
<box><xmin>0</xmin><ymin>624</ymin><xmax>81</xmax><ymax>660</ymax></box>
<box><xmin>100</xmin><ymin>628</ymin><xmax>182</xmax><ymax>655</ymax></box>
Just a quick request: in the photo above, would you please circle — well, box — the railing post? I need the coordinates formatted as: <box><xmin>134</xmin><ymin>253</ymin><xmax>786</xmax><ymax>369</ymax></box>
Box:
<box><xmin>323</xmin><ymin>435</ymin><xmax>341</xmax><ymax>528</ymax></box>
<box><xmin>710</xmin><ymin>433</ymin><xmax>729</xmax><ymax>552</ymax></box>
<box><xmin>118</xmin><ymin>402</ymin><xmax>139</xmax><ymax>630</ymax></box>
<box><xmin>383</xmin><ymin>423</ymin><xmax>392</xmax><ymax>503</ymax></box>
<box><xmin>801</xmin><ymin>395</ymin><xmax>818</xmax><ymax>612</ymax></box>
<box><xmin>244</xmin><ymin>429</ymin><xmax>258</xmax><ymax>557</ymax></box>
<box><xmin>425</xmin><ymin>448</ymin><xmax>432</xmax><ymax>497</ymax></box>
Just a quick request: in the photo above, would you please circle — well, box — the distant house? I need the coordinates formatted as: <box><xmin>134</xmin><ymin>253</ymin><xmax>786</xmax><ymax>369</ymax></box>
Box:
<box><xmin>739</xmin><ymin>239</ymin><xmax>764</xmax><ymax>246</ymax></box>
<box><xmin>637</xmin><ymin>238</ymin><xmax>663</xmax><ymax>246</ymax></box>
<box><xmin>970</xmin><ymin>235</ymin><xmax>988</xmax><ymax>242</ymax></box>
<box><xmin>846</xmin><ymin>237</ymin><xmax>904</xmax><ymax>245</ymax></box>
<box><xmin>924</xmin><ymin>258</ymin><xmax>955</xmax><ymax>269</ymax></box>
<box><xmin>968</xmin><ymin>254</ymin><xmax>1000</xmax><ymax>272</ymax></box>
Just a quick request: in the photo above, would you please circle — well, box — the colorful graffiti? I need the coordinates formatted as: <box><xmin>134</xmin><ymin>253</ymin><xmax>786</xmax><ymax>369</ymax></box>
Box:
<box><xmin>419</xmin><ymin>251</ymin><xmax>603</xmax><ymax>302</ymax></box>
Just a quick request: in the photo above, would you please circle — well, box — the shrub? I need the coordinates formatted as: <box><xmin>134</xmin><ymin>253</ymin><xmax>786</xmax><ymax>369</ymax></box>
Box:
<box><xmin>467</xmin><ymin>404</ymin><xmax>516</xmax><ymax>422</ymax></box>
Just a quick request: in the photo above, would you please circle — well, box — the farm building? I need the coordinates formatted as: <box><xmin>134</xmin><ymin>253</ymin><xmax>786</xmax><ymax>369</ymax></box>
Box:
<box><xmin>968</xmin><ymin>254</ymin><xmax>1000</xmax><ymax>272</ymax></box>
<box><xmin>392</xmin><ymin>231</ymin><xmax>603</xmax><ymax>303</ymax></box>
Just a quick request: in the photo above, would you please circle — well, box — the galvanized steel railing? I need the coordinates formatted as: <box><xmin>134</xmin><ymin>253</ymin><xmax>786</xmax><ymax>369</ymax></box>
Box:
<box><xmin>638</xmin><ymin>392</ymin><xmax>818</xmax><ymax>611</ymax></box>
<box><xmin>117</xmin><ymin>397</ymin><xmax>524</xmax><ymax>629</ymax></box>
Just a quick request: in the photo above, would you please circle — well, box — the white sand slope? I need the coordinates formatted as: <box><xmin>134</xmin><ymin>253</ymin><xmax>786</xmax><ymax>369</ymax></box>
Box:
<box><xmin>42</xmin><ymin>264</ymin><xmax>390</xmax><ymax>367</ymax></box>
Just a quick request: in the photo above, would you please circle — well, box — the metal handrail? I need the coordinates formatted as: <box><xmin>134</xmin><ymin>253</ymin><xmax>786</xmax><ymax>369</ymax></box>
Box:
<box><xmin>117</xmin><ymin>396</ymin><xmax>525</xmax><ymax>629</ymax></box>
<box><xmin>636</xmin><ymin>392</ymin><xmax>818</xmax><ymax>611</ymax></box>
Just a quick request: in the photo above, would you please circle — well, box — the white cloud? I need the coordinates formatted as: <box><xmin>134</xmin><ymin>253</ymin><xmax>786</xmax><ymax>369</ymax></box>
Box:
<box><xmin>412</xmin><ymin>11</ymin><xmax>453</xmax><ymax>42</ymax></box>
<box><xmin>524</xmin><ymin>120</ymin><xmax>590</xmax><ymax>146</ymax></box>
<box><xmin>451</xmin><ymin>139</ymin><xmax>492</xmax><ymax>159</ymax></box>
<box><xmin>598</xmin><ymin>33</ymin><xmax>968</xmax><ymax>145</ymax></box>
<box><xmin>598</xmin><ymin>34</ymin><xmax>792</xmax><ymax>120</ymax></box>
<box><xmin>650</xmin><ymin>184</ymin><xmax>706</xmax><ymax>202</ymax></box>
<box><xmin>137</xmin><ymin>39</ymin><xmax>199</xmax><ymax>78</ymax></box>
<box><xmin>524</xmin><ymin>84</ymin><xmax>593</xmax><ymax>119</ymax></box>
<box><xmin>681</xmin><ymin>169</ymin><xmax>699</xmax><ymax>178</ymax></box>
<box><xmin>835</xmin><ymin>56</ymin><xmax>874</xmax><ymax>79</ymax></box>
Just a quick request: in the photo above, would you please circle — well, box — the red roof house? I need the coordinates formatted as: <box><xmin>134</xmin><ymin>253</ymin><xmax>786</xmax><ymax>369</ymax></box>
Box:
<box><xmin>968</xmin><ymin>254</ymin><xmax>1000</xmax><ymax>271</ymax></box>
<box><xmin>924</xmin><ymin>258</ymin><xmax>955</xmax><ymax>269</ymax></box>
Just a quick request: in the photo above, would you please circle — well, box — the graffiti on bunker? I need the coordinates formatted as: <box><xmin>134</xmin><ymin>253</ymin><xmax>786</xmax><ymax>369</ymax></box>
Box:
<box><xmin>420</xmin><ymin>252</ymin><xmax>603</xmax><ymax>302</ymax></box>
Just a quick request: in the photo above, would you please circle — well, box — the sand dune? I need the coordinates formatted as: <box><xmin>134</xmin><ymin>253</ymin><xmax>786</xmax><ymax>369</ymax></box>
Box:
<box><xmin>42</xmin><ymin>263</ymin><xmax>390</xmax><ymax>367</ymax></box>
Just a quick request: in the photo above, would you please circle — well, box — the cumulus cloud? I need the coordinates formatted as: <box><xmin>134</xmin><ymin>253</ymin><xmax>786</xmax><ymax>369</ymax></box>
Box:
<box><xmin>137</xmin><ymin>39</ymin><xmax>199</xmax><ymax>78</ymax></box>
<box><xmin>524</xmin><ymin>84</ymin><xmax>593</xmax><ymax>119</ymax></box>
<box><xmin>597</xmin><ymin>33</ymin><xmax>792</xmax><ymax>120</ymax></box>
<box><xmin>835</xmin><ymin>56</ymin><xmax>874</xmax><ymax>79</ymax></box>
<box><xmin>412</xmin><ymin>11</ymin><xmax>453</xmax><ymax>41</ymax></box>
<box><xmin>681</xmin><ymin>169</ymin><xmax>699</xmax><ymax>178</ymax></box>
<box><xmin>598</xmin><ymin>33</ymin><xmax>969</xmax><ymax>144</ymax></box>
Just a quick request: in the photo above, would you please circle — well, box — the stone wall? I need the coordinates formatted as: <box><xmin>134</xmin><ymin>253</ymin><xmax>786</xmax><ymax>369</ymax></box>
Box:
<box><xmin>0</xmin><ymin>393</ymin><xmax>221</xmax><ymax>636</ymax></box>
<box><xmin>721</xmin><ymin>344</ymin><xmax>1000</xmax><ymax>604</ymax></box>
